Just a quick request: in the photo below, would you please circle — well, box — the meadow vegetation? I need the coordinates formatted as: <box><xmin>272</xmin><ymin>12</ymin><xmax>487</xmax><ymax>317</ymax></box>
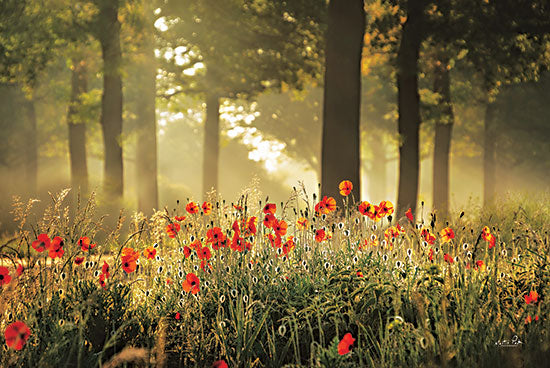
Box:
<box><xmin>1</xmin><ymin>182</ymin><xmax>549</xmax><ymax>367</ymax></box>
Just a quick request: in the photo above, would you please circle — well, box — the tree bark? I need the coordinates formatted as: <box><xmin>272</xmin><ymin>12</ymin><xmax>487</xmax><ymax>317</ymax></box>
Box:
<box><xmin>483</xmin><ymin>101</ymin><xmax>496</xmax><ymax>206</ymax></box>
<box><xmin>396</xmin><ymin>0</ymin><xmax>425</xmax><ymax>216</ymax></box>
<box><xmin>23</xmin><ymin>95</ymin><xmax>37</xmax><ymax>197</ymax></box>
<box><xmin>202</xmin><ymin>93</ymin><xmax>220</xmax><ymax>198</ymax></box>
<box><xmin>321</xmin><ymin>0</ymin><xmax>365</xmax><ymax>200</ymax></box>
<box><xmin>136</xmin><ymin>7</ymin><xmax>159</xmax><ymax>214</ymax></box>
<box><xmin>98</xmin><ymin>1</ymin><xmax>123</xmax><ymax>199</ymax></box>
<box><xmin>432</xmin><ymin>58</ymin><xmax>454</xmax><ymax>217</ymax></box>
<box><xmin>68</xmin><ymin>60</ymin><xmax>89</xmax><ymax>195</ymax></box>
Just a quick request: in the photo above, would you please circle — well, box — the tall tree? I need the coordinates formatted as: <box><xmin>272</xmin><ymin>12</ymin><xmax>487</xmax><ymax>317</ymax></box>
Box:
<box><xmin>395</xmin><ymin>0</ymin><xmax>426</xmax><ymax>215</ymax></box>
<box><xmin>94</xmin><ymin>0</ymin><xmax>124</xmax><ymax>199</ymax></box>
<box><xmin>135</xmin><ymin>1</ymin><xmax>159</xmax><ymax>214</ymax></box>
<box><xmin>431</xmin><ymin>56</ymin><xmax>453</xmax><ymax>216</ymax></box>
<box><xmin>67</xmin><ymin>59</ymin><xmax>89</xmax><ymax>195</ymax></box>
<box><xmin>321</xmin><ymin>0</ymin><xmax>365</xmax><ymax>200</ymax></box>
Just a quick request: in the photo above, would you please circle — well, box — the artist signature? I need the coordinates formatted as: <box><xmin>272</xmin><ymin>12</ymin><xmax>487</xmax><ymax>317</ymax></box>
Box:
<box><xmin>494</xmin><ymin>335</ymin><xmax>523</xmax><ymax>348</ymax></box>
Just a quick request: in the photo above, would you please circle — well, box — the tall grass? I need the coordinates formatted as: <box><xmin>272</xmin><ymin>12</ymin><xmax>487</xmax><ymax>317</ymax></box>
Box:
<box><xmin>1</xmin><ymin>185</ymin><xmax>549</xmax><ymax>367</ymax></box>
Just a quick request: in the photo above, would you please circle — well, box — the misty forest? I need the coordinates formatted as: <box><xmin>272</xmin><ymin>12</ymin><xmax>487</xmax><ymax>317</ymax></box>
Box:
<box><xmin>1</xmin><ymin>0</ymin><xmax>550</xmax><ymax>367</ymax></box>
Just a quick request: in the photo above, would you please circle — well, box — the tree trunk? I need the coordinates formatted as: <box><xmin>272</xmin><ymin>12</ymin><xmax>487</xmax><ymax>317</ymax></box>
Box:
<box><xmin>202</xmin><ymin>93</ymin><xmax>220</xmax><ymax>198</ymax></box>
<box><xmin>368</xmin><ymin>130</ymin><xmax>387</xmax><ymax>201</ymax></box>
<box><xmin>321</xmin><ymin>0</ymin><xmax>365</xmax><ymax>200</ymax></box>
<box><xmin>432</xmin><ymin>58</ymin><xmax>454</xmax><ymax>217</ymax></box>
<box><xmin>396</xmin><ymin>0</ymin><xmax>425</xmax><ymax>216</ymax></box>
<box><xmin>98</xmin><ymin>1</ymin><xmax>123</xmax><ymax>199</ymax></box>
<box><xmin>136</xmin><ymin>7</ymin><xmax>159</xmax><ymax>214</ymax></box>
<box><xmin>483</xmin><ymin>101</ymin><xmax>496</xmax><ymax>206</ymax></box>
<box><xmin>23</xmin><ymin>96</ymin><xmax>37</xmax><ymax>197</ymax></box>
<box><xmin>68</xmin><ymin>60</ymin><xmax>89</xmax><ymax>195</ymax></box>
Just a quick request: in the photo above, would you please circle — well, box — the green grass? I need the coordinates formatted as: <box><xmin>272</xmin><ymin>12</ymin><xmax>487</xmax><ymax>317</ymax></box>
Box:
<box><xmin>1</xmin><ymin>187</ymin><xmax>549</xmax><ymax>367</ymax></box>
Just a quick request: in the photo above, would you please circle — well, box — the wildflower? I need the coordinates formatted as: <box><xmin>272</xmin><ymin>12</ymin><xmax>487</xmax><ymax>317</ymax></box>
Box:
<box><xmin>102</xmin><ymin>261</ymin><xmax>110</xmax><ymax>278</ymax></box>
<box><xmin>475</xmin><ymin>260</ymin><xmax>485</xmax><ymax>270</ymax></box>
<box><xmin>32</xmin><ymin>233</ymin><xmax>50</xmax><ymax>252</ymax></box>
<box><xmin>186</xmin><ymin>202</ymin><xmax>199</xmax><ymax>214</ymax></box>
<box><xmin>98</xmin><ymin>273</ymin><xmax>107</xmax><ymax>289</ymax></box>
<box><xmin>79</xmin><ymin>236</ymin><xmax>96</xmax><ymax>251</ymax></box>
<box><xmin>49</xmin><ymin>236</ymin><xmax>65</xmax><ymax>259</ymax></box>
<box><xmin>183</xmin><ymin>246</ymin><xmax>191</xmax><ymax>258</ymax></box>
<box><xmin>428</xmin><ymin>248</ymin><xmax>434</xmax><ymax>262</ymax></box>
<box><xmin>166</xmin><ymin>223</ymin><xmax>181</xmax><ymax>238</ymax></box>
<box><xmin>339</xmin><ymin>180</ymin><xmax>353</xmax><ymax>196</ymax></box>
<box><xmin>263</xmin><ymin>203</ymin><xmax>276</xmax><ymax>214</ymax></box>
<box><xmin>421</xmin><ymin>229</ymin><xmax>436</xmax><ymax>245</ymax></box>
<box><xmin>202</xmin><ymin>201</ymin><xmax>212</xmax><ymax>215</ymax></box>
<box><xmin>213</xmin><ymin>360</ymin><xmax>228</xmax><ymax>368</ymax></box>
<box><xmin>358</xmin><ymin>201</ymin><xmax>371</xmax><ymax>216</ymax></box>
<box><xmin>356</xmin><ymin>270</ymin><xmax>364</xmax><ymax>277</ymax></box>
<box><xmin>274</xmin><ymin>219</ymin><xmax>288</xmax><ymax>237</ymax></box>
<box><xmin>405</xmin><ymin>208</ymin><xmax>414</xmax><ymax>222</ymax></box>
<box><xmin>246</xmin><ymin>217</ymin><xmax>258</xmax><ymax>235</ymax></box>
<box><xmin>4</xmin><ymin>321</ymin><xmax>31</xmax><ymax>351</ymax></box>
<box><xmin>315</xmin><ymin>229</ymin><xmax>326</xmax><ymax>243</ymax></box>
<box><xmin>182</xmin><ymin>273</ymin><xmax>200</xmax><ymax>294</ymax></box>
<box><xmin>324</xmin><ymin>196</ymin><xmax>337</xmax><ymax>212</ymax></box>
<box><xmin>263</xmin><ymin>213</ymin><xmax>276</xmax><ymax>228</ymax></box>
<box><xmin>481</xmin><ymin>226</ymin><xmax>496</xmax><ymax>249</ymax></box>
<box><xmin>121</xmin><ymin>247</ymin><xmax>139</xmax><ymax>273</ymax></box>
<box><xmin>443</xmin><ymin>253</ymin><xmax>454</xmax><ymax>264</ymax></box>
<box><xmin>524</xmin><ymin>290</ymin><xmax>539</xmax><ymax>305</ymax></box>
<box><xmin>378</xmin><ymin>201</ymin><xmax>394</xmax><ymax>217</ymax></box>
<box><xmin>296</xmin><ymin>217</ymin><xmax>308</xmax><ymax>230</ymax></box>
<box><xmin>338</xmin><ymin>332</ymin><xmax>355</xmax><ymax>355</ymax></box>
<box><xmin>384</xmin><ymin>226</ymin><xmax>400</xmax><ymax>240</ymax></box>
<box><xmin>282</xmin><ymin>237</ymin><xmax>295</xmax><ymax>256</ymax></box>
<box><xmin>440</xmin><ymin>227</ymin><xmax>455</xmax><ymax>243</ymax></box>
<box><xmin>175</xmin><ymin>312</ymin><xmax>181</xmax><ymax>320</ymax></box>
<box><xmin>0</xmin><ymin>266</ymin><xmax>12</xmax><ymax>286</ymax></box>
<box><xmin>144</xmin><ymin>246</ymin><xmax>157</xmax><ymax>260</ymax></box>
<box><xmin>198</xmin><ymin>246</ymin><xmax>212</xmax><ymax>261</ymax></box>
<box><xmin>16</xmin><ymin>264</ymin><xmax>24</xmax><ymax>277</ymax></box>
<box><xmin>174</xmin><ymin>215</ymin><xmax>186</xmax><ymax>222</ymax></box>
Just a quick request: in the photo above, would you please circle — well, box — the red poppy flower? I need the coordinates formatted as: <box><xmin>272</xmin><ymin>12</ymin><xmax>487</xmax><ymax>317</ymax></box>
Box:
<box><xmin>183</xmin><ymin>246</ymin><xmax>191</xmax><ymax>258</ymax></box>
<box><xmin>384</xmin><ymin>226</ymin><xmax>400</xmax><ymax>240</ymax></box>
<box><xmin>443</xmin><ymin>253</ymin><xmax>454</xmax><ymax>264</ymax></box>
<box><xmin>274</xmin><ymin>220</ymin><xmax>288</xmax><ymax>237</ymax></box>
<box><xmin>315</xmin><ymin>229</ymin><xmax>326</xmax><ymax>243</ymax></box>
<box><xmin>202</xmin><ymin>201</ymin><xmax>212</xmax><ymax>215</ymax></box>
<box><xmin>32</xmin><ymin>233</ymin><xmax>50</xmax><ymax>252</ymax></box>
<box><xmin>263</xmin><ymin>203</ymin><xmax>276</xmax><ymax>214</ymax></box>
<box><xmin>356</xmin><ymin>270</ymin><xmax>364</xmax><ymax>277</ymax></box>
<box><xmin>314</xmin><ymin>200</ymin><xmax>327</xmax><ymax>215</ymax></box>
<box><xmin>233</xmin><ymin>204</ymin><xmax>243</xmax><ymax>211</ymax></box>
<box><xmin>525</xmin><ymin>290</ymin><xmax>539</xmax><ymax>305</ymax></box>
<box><xmin>182</xmin><ymin>273</ymin><xmax>200</xmax><ymax>294</ymax></box>
<box><xmin>323</xmin><ymin>196</ymin><xmax>337</xmax><ymax>213</ymax></box>
<box><xmin>481</xmin><ymin>226</ymin><xmax>496</xmax><ymax>249</ymax></box>
<box><xmin>121</xmin><ymin>247</ymin><xmax>139</xmax><ymax>273</ymax></box>
<box><xmin>200</xmin><ymin>260</ymin><xmax>213</xmax><ymax>271</ymax></box>
<box><xmin>439</xmin><ymin>227</ymin><xmax>455</xmax><ymax>243</ymax></box>
<box><xmin>421</xmin><ymin>229</ymin><xmax>436</xmax><ymax>245</ymax></box>
<box><xmin>246</xmin><ymin>217</ymin><xmax>257</xmax><ymax>235</ymax></box>
<box><xmin>16</xmin><ymin>264</ymin><xmax>24</xmax><ymax>277</ymax></box>
<box><xmin>166</xmin><ymin>223</ymin><xmax>181</xmax><ymax>238</ymax></box>
<box><xmin>338</xmin><ymin>332</ymin><xmax>355</xmax><ymax>355</ymax></box>
<box><xmin>0</xmin><ymin>266</ymin><xmax>12</xmax><ymax>286</ymax></box>
<box><xmin>213</xmin><ymin>360</ymin><xmax>228</xmax><ymax>368</ymax></box>
<box><xmin>98</xmin><ymin>273</ymin><xmax>107</xmax><ymax>288</ymax></box>
<box><xmin>378</xmin><ymin>201</ymin><xmax>394</xmax><ymax>217</ymax></box>
<box><xmin>102</xmin><ymin>261</ymin><xmax>110</xmax><ymax>278</ymax></box>
<box><xmin>175</xmin><ymin>215</ymin><xmax>186</xmax><ymax>222</ymax></box>
<box><xmin>79</xmin><ymin>236</ymin><xmax>96</xmax><ymax>251</ymax></box>
<box><xmin>475</xmin><ymin>260</ymin><xmax>485</xmax><ymax>270</ymax></box>
<box><xmin>339</xmin><ymin>180</ymin><xmax>353</xmax><ymax>196</ymax></box>
<box><xmin>186</xmin><ymin>202</ymin><xmax>199</xmax><ymax>214</ymax></box>
<box><xmin>49</xmin><ymin>236</ymin><xmax>65</xmax><ymax>259</ymax></box>
<box><xmin>296</xmin><ymin>217</ymin><xmax>308</xmax><ymax>230</ymax></box>
<box><xmin>428</xmin><ymin>248</ymin><xmax>434</xmax><ymax>262</ymax></box>
<box><xmin>282</xmin><ymin>237</ymin><xmax>295</xmax><ymax>255</ymax></box>
<box><xmin>198</xmin><ymin>246</ymin><xmax>212</xmax><ymax>260</ymax></box>
<box><xmin>406</xmin><ymin>208</ymin><xmax>414</xmax><ymax>222</ymax></box>
<box><xmin>175</xmin><ymin>312</ymin><xmax>181</xmax><ymax>320</ymax></box>
<box><xmin>231</xmin><ymin>234</ymin><xmax>245</xmax><ymax>252</ymax></box>
<box><xmin>4</xmin><ymin>321</ymin><xmax>31</xmax><ymax>350</ymax></box>
<box><xmin>267</xmin><ymin>233</ymin><xmax>282</xmax><ymax>248</ymax></box>
<box><xmin>166</xmin><ymin>278</ymin><xmax>172</xmax><ymax>285</ymax></box>
<box><xmin>74</xmin><ymin>257</ymin><xmax>85</xmax><ymax>265</ymax></box>
<box><xmin>263</xmin><ymin>213</ymin><xmax>276</xmax><ymax>229</ymax></box>
<box><xmin>144</xmin><ymin>246</ymin><xmax>157</xmax><ymax>260</ymax></box>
